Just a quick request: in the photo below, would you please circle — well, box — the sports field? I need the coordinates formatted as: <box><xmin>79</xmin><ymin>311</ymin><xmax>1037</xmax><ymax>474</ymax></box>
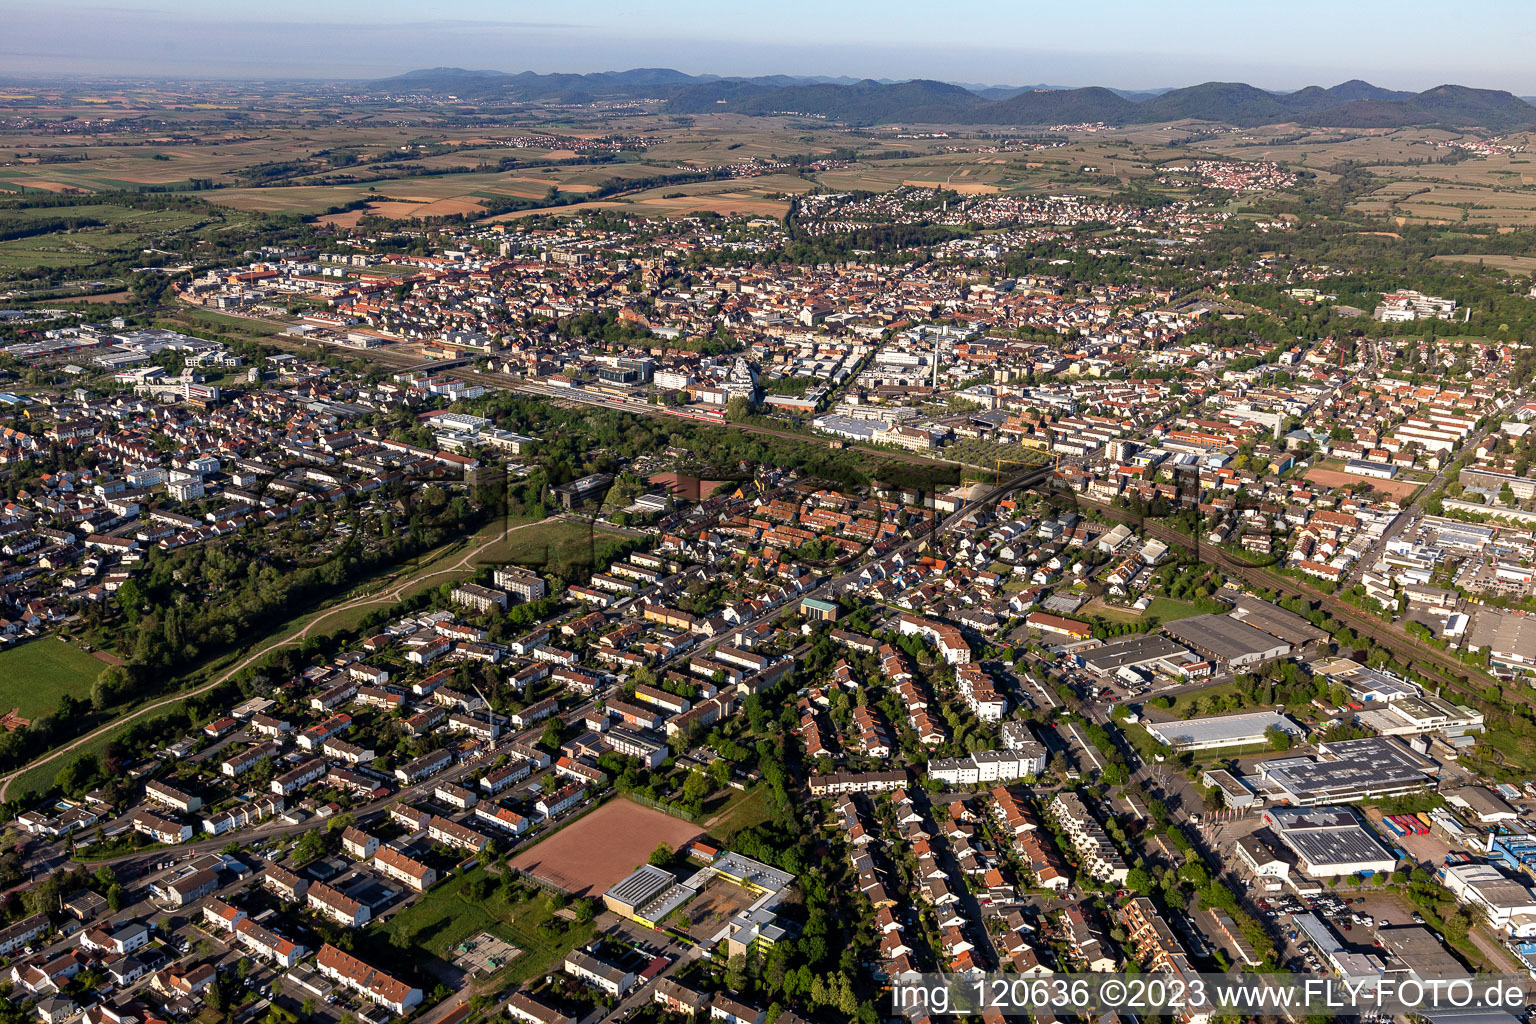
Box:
<box><xmin>1305</xmin><ymin>467</ymin><xmax>1420</xmax><ymax>502</ymax></box>
<box><xmin>509</xmin><ymin>798</ymin><xmax>702</xmax><ymax>896</ymax></box>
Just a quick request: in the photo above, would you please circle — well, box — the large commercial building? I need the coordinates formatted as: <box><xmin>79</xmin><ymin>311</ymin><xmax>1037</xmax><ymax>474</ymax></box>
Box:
<box><xmin>1262</xmin><ymin>806</ymin><xmax>1398</xmax><ymax>878</ymax></box>
<box><xmin>1161</xmin><ymin>597</ymin><xmax>1326</xmax><ymax>671</ymax></box>
<box><xmin>1355</xmin><ymin>693</ymin><xmax>1484</xmax><ymax>739</ymax></box>
<box><xmin>1080</xmin><ymin>634</ymin><xmax>1194</xmax><ymax>677</ymax></box>
<box><xmin>1469</xmin><ymin>608</ymin><xmax>1536</xmax><ymax>674</ymax></box>
<box><xmin>1253</xmin><ymin>737</ymin><xmax>1434</xmax><ymax>806</ymax></box>
<box><xmin>1438</xmin><ymin>863</ymin><xmax>1536</xmax><ymax>937</ymax></box>
<box><xmin>1312</xmin><ymin>658</ymin><xmax>1420</xmax><ymax>703</ymax></box>
<box><xmin>1143</xmin><ymin>711</ymin><xmax>1303</xmax><ymax>753</ymax></box>
<box><xmin>1162</xmin><ymin>615</ymin><xmax>1291</xmax><ymax>670</ymax></box>
<box><xmin>1228</xmin><ymin>596</ymin><xmax>1329</xmax><ymax>646</ymax></box>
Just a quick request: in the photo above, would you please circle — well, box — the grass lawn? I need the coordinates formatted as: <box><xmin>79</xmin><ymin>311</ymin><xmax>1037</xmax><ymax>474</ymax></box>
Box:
<box><xmin>706</xmin><ymin>786</ymin><xmax>771</xmax><ymax>843</ymax></box>
<box><xmin>1153</xmin><ymin>681</ymin><xmax>1241</xmax><ymax>718</ymax></box>
<box><xmin>1083</xmin><ymin>598</ymin><xmax>1143</xmax><ymax>624</ymax></box>
<box><xmin>474</xmin><ymin>519</ymin><xmax>630</xmax><ymax>573</ymax></box>
<box><xmin>381</xmin><ymin>866</ymin><xmax>594</xmax><ymax>985</ymax></box>
<box><xmin>0</xmin><ymin>640</ymin><xmax>105</xmax><ymax>719</ymax></box>
<box><xmin>165</xmin><ymin>309</ymin><xmax>284</xmax><ymax>336</ymax></box>
<box><xmin>1143</xmin><ymin>597</ymin><xmax>1208</xmax><ymax>622</ymax></box>
<box><xmin>1084</xmin><ymin>596</ymin><xmax>1208</xmax><ymax>627</ymax></box>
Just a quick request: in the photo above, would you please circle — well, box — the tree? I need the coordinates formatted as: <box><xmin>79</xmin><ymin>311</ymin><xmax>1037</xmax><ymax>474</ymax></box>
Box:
<box><xmin>293</xmin><ymin>828</ymin><xmax>326</xmax><ymax>864</ymax></box>
<box><xmin>710</xmin><ymin>759</ymin><xmax>732</xmax><ymax>787</ymax></box>
<box><xmin>648</xmin><ymin>843</ymin><xmax>673</xmax><ymax>867</ymax></box>
<box><xmin>681</xmin><ymin>769</ymin><xmax>710</xmax><ymax>804</ymax></box>
<box><xmin>106</xmin><ymin>883</ymin><xmax>126</xmax><ymax>913</ymax></box>
<box><xmin>54</xmin><ymin>752</ymin><xmax>100</xmax><ymax>797</ymax></box>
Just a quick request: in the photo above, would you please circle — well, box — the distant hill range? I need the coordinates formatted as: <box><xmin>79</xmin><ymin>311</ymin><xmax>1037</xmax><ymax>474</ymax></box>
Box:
<box><xmin>367</xmin><ymin>67</ymin><xmax>1536</xmax><ymax>130</ymax></box>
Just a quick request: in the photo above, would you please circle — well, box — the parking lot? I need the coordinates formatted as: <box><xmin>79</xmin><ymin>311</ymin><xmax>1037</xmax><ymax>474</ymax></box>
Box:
<box><xmin>1253</xmin><ymin>888</ymin><xmax>1424</xmax><ymax>972</ymax></box>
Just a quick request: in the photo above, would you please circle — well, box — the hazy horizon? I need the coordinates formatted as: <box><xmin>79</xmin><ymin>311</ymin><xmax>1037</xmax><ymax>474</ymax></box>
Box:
<box><xmin>6</xmin><ymin>0</ymin><xmax>1536</xmax><ymax>94</ymax></box>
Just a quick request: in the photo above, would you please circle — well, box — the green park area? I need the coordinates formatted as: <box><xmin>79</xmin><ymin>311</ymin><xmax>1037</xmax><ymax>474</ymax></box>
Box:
<box><xmin>0</xmin><ymin>641</ymin><xmax>107</xmax><ymax>720</ymax></box>
<box><xmin>379</xmin><ymin>865</ymin><xmax>596</xmax><ymax>985</ymax></box>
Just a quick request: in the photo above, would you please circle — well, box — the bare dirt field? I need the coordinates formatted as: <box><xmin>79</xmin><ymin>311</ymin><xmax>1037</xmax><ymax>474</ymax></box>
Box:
<box><xmin>1304</xmin><ymin>467</ymin><xmax>1421</xmax><ymax>502</ymax></box>
<box><xmin>44</xmin><ymin>291</ymin><xmax>132</xmax><ymax>304</ymax></box>
<box><xmin>672</xmin><ymin>876</ymin><xmax>758</xmax><ymax>944</ymax></box>
<box><xmin>509</xmin><ymin>798</ymin><xmax>702</xmax><ymax>896</ymax></box>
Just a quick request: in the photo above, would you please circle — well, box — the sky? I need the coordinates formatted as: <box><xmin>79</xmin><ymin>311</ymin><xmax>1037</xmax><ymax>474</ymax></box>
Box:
<box><xmin>6</xmin><ymin>1</ymin><xmax>1536</xmax><ymax>93</ymax></box>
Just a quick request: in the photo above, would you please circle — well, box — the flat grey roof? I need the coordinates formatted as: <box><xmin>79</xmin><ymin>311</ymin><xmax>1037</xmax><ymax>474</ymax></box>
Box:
<box><xmin>1470</xmin><ymin>608</ymin><xmax>1536</xmax><ymax>661</ymax></box>
<box><xmin>1258</xmin><ymin>737</ymin><xmax>1431</xmax><ymax>801</ymax></box>
<box><xmin>1163</xmin><ymin>613</ymin><xmax>1290</xmax><ymax>663</ymax></box>
<box><xmin>1144</xmin><ymin>711</ymin><xmax>1300</xmax><ymax>749</ymax></box>
<box><xmin>1266</xmin><ymin>806</ymin><xmax>1395</xmax><ymax>869</ymax></box>
<box><xmin>1202</xmin><ymin>769</ymin><xmax>1253</xmax><ymax>799</ymax></box>
<box><xmin>1081</xmin><ymin>634</ymin><xmax>1186</xmax><ymax>673</ymax></box>
<box><xmin>604</xmin><ymin>864</ymin><xmax>676</xmax><ymax>908</ymax></box>
<box><xmin>1231</xmin><ymin>596</ymin><xmax>1329</xmax><ymax>646</ymax></box>
<box><xmin>1448</xmin><ymin>786</ymin><xmax>1517</xmax><ymax>819</ymax></box>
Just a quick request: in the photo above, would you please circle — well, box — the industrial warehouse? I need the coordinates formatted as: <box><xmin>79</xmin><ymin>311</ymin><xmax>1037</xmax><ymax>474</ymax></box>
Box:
<box><xmin>1252</xmin><ymin>737</ymin><xmax>1436</xmax><ymax>806</ymax></box>
<box><xmin>1161</xmin><ymin>613</ymin><xmax>1291</xmax><ymax>670</ymax></box>
<box><xmin>1160</xmin><ymin>597</ymin><xmax>1327</xmax><ymax>671</ymax></box>
<box><xmin>1262</xmin><ymin>806</ymin><xmax>1399</xmax><ymax>878</ymax></box>
<box><xmin>1143</xmin><ymin>710</ymin><xmax>1303</xmax><ymax>752</ymax></box>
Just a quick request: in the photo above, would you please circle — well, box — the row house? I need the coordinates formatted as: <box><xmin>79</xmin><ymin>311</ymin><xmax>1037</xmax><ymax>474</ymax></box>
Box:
<box><xmin>474</xmin><ymin>803</ymin><xmax>529</xmax><ymax>835</ymax></box>
<box><xmin>427</xmin><ymin>814</ymin><xmax>490</xmax><ymax>853</ymax></box>
<box><xmin>263</xmin><ymin>865</ymin><xmax>309</xmax><ymax>903</ymax></box>
<box><xmin>221</xmin><ymin>741</ymin><xmax>281</xmax><ymax>777</ymax></box>
<box><xmin>316</xmin><ymin>944</ymin><xmax>424</xmax><ymax>1016</ymax></box>
<box><xmin>341</xmin><ymin>826</ymin><xmax>381</xmax><ymax>860</ymax></box>
<box><xmin>203</xmin><ymin>794</ymin><xmax>284</xmax><ymax>835</ymax></box>
<box><xmin>271</xmin><ymin>757</ymin><xmax>328</xmax><ymax>797</ymax></box>
<box><xmin>309</xmin><ymin>882</ymin><xmax>371</xmax><ymax>928</ymax></box>
<box><xmin>234</xmin><ymin>917</ymin><xmax>305</xmax><ymax>968</ymax></box>
<box><xmin>374</xmin><ymin>846</ymin><xmax>438</xmax><ymax>892</ymax></box>
<box><xmin>132</xmin><ymin>811</ymin><xmax>192</xmax><ymax>845</ymax></box>
<box><xmin>395</xmin><ymin>749</ymin><xmax>452</xmax><ymax>784</ymax></box>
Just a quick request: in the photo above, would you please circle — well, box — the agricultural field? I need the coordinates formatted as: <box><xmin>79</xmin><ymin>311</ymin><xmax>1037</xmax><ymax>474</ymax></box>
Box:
<box><xmin>485</xmin><ymin>171</ymin><xmax>815</xmax><ymax>222</ymax></box>
<box><xmin>1194</xmin><ymin>126</ymin><xmax>1473</xmax><ymax>169</ymax></box>
<box><xmin>1348</xmin><ymin>174</ymin><xmax>1536</xmax><ymax>228</ymax></box>
<box><xmin>0</xmin><ymin>202</ymin><xmax>215</xmax><ymax>271</ymax></box>
<box><xmin>810</xmin><ymin>143</ymin><xmax>1169</xmax><ymax>198</ymax></box>
<box><xmin>1432</xmin><ymin>253</ymin><xmax>1536</xmax><ymax>276</ymax></box>
<box><xmin>0</xmin><ymin>639</ymin><xmax>108</xmax><ymax>721</ymax></box>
